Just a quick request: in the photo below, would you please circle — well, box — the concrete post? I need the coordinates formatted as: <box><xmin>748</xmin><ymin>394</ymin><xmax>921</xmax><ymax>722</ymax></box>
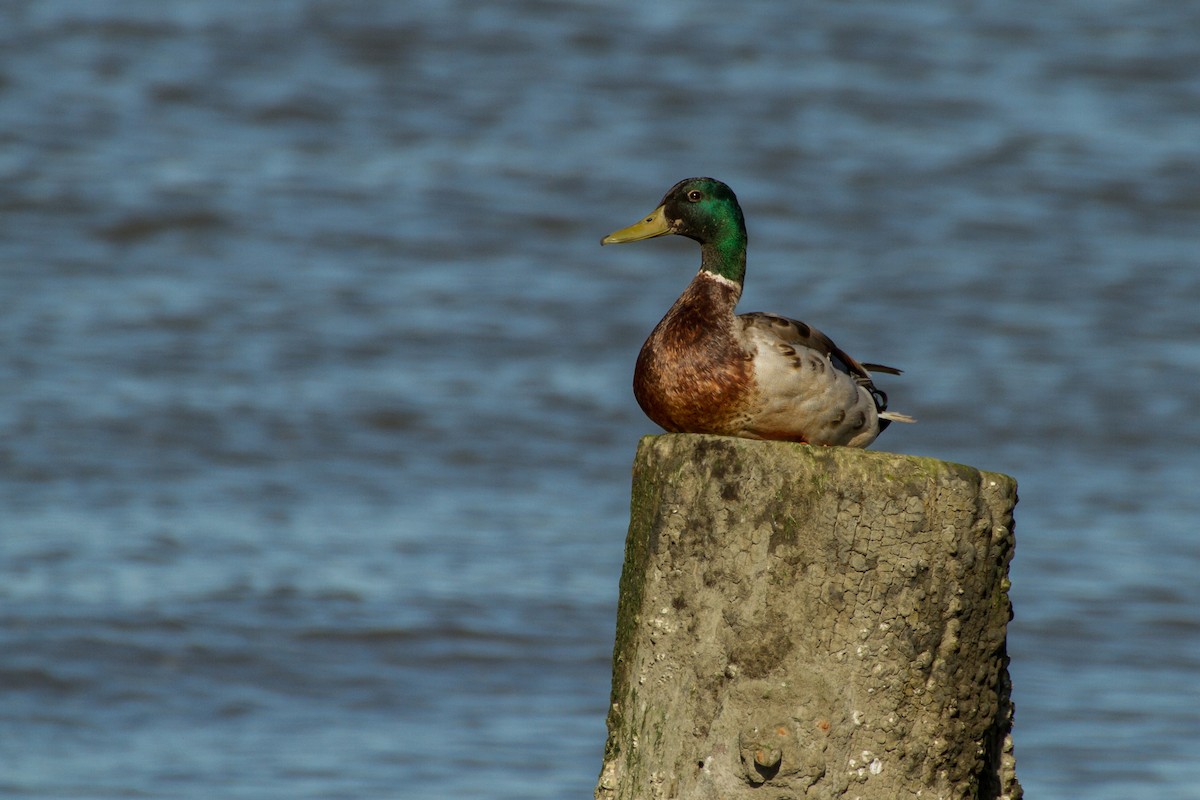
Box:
<box><xmin>596</xmin><ymin>434</ymin><xmax>1020</xmax><ymax>800</ymax></box>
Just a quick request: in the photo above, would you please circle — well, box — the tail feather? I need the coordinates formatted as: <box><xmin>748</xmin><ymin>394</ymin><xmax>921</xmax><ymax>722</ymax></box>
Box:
<box><xmin>862</xmin><ymin>362</ymin><xmax>903</xmax><ymax>376</ymax></box>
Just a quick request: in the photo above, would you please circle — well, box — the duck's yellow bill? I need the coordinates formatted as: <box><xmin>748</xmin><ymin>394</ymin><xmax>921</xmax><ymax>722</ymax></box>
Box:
<box><xmin>601</xmin><ymin>205</ymin><xmax>671</xmax><ymax>245</ymax></box>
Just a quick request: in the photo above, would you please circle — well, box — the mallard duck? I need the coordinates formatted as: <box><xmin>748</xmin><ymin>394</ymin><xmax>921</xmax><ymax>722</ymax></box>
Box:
<box><xmin>602</xmin><ymin>177</ymin><xmax>913</xmax><ymax>448</ymax></box>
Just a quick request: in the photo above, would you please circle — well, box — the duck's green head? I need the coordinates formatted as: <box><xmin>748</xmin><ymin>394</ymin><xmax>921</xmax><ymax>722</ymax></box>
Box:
<box><xmin>601</xmin><ymin>177</ymin><xmax>747</xmax><ymax>282</ymax></box>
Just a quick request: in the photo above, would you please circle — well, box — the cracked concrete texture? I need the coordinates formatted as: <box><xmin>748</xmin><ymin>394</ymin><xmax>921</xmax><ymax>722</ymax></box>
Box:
<box><xmin>596</xmin><ymin>434</ymin><xmax>1021</xmax><ymax>800</ymax></box>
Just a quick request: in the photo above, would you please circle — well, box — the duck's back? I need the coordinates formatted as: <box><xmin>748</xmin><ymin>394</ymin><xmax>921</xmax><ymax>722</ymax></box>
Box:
<box><xmin>734</xmin><ymin>312</ymin><xmax>885</xmax><ymax>447</ymax></box>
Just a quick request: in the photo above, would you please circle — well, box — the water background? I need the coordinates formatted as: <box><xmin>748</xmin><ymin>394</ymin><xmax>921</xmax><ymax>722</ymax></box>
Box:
<box><xmin>2</xmin><ymin>1</ymin><xmax>1199</xmax><ymax>798</ymax></box>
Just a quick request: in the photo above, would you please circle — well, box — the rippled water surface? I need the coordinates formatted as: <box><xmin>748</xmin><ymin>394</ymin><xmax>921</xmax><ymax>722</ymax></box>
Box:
<box><xmin>2</xmin><ymin>2</ymin><xmax>1199</xmax><ymax>798</ymax></box>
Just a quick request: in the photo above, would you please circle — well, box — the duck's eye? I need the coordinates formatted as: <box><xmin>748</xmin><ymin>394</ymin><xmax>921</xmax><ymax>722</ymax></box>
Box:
<box><xmin>686</xmin><ymin>190</ymin><xmax>703</xmax><ymax>202</ymax></box>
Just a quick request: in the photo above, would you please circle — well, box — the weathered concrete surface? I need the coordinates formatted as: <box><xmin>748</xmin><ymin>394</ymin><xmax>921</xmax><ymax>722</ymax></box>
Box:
<box><xmin>596</xmin><ymin>434</ymin><xmax>1020</xmax><ymax>800</ymax></box>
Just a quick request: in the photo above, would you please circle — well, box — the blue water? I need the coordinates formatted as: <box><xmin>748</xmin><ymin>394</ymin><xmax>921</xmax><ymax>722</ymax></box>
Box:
<box><xmin>2</xmin><ymin>2</ymin><xmax>1199</xmax><ymax>798</ymax></box>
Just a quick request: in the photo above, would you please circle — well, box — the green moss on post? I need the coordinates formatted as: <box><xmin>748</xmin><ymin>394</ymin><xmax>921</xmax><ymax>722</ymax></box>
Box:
<box><xmin>596</xmin><ymin>434</ymin><xmax>1021</xmax><ymax>800</ymax></box>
